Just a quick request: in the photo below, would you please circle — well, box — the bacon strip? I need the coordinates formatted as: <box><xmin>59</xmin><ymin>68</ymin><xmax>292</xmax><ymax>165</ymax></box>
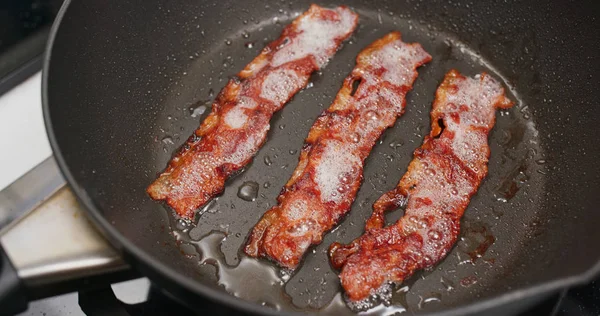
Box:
<box><xmin>329</xmin><ymin>70</ymin><xmax>514</xmax><ymax>302</ymax></box>
<box><xmin>244</xmin><ymin>32</ymin><xmax>431</xmax><ymax>269</ymax></box>
<box><xmin>147</xmin><ymin>5</ymin><xmax>358</xmax><ymax>219</ymax></box>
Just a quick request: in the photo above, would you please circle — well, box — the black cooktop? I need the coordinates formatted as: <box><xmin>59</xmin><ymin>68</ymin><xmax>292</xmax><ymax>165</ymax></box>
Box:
<box><xmin>70</xmin><ymin>280</ymin><xmax>600</xmax><ymax>316</ymax></box>
<box><xmin>0</xmin><ymin>0</ymin><xmax>63</xmax><ymax>95</ymax></box>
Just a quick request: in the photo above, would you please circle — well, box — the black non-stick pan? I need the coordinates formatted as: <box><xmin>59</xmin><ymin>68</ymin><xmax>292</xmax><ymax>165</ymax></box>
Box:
<box><xmin>1</xmin><ymin>0</ymin><xmax>599</xmax><ymax>315</ymax></box>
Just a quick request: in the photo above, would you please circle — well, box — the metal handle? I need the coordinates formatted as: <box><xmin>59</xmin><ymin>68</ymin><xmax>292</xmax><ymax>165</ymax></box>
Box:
<box><xmin>0</xmin><ymin>157</ymin><xmax>132</xmax><ymax>314</ymax></box>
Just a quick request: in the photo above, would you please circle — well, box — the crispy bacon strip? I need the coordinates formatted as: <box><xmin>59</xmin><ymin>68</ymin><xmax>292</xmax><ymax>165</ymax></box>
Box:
<box><xmin>147</xmin><ymin>5</ymin><xmax>358</xmax><ymax>219</ymax></box>
<box><xmin>244</xmin><ymin>32</ymin><xmax>431</xmax><ymax>269</ymax></box>
<box><xmin>329</xmin><ymin>70</ymin><xmax>514</xmax><ymax>302</ymax></box>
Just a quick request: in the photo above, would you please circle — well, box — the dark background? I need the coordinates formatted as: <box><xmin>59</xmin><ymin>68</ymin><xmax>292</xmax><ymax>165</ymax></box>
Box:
<box><xmin>0</xmin><ymin>0</ymin><xmax>63</xmax><ymax>94</ymax></box>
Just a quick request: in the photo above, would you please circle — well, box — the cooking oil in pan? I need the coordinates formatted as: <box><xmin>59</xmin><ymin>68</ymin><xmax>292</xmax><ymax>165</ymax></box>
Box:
<box><xmin>173</xmin><ymin>229</ymin><xmax>296</xmax><ymax>310</ymax></box>
<box><xmin>158</xmin><ymin>7</ymin><xmax>547</xmax><ymax>315</ymax></box>
<box><xmin>174</xmin><ymin>227</ymin><xmax>425</xmax><ymax>314</ymax></box>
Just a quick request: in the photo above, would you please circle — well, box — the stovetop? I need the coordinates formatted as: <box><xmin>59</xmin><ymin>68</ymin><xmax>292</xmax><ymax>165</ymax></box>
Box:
<box><xmin>1</xmin><ymin>2</ymin><xmax>600</xmax><ymax>315</ymax></box>
<box><xmin>14</xmin><ymin>276</ymin><xmax>600</xmax><ymax>316</ymax></box>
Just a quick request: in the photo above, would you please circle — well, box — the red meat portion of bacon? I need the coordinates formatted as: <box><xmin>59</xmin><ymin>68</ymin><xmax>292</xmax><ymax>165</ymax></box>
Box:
<box><xmin>244</xmin><ymin>32</ymin><xmax>431</xmax><ymax>269</ymax></box>
<box><xmin>147</xmin><ymin>5</ymin><xmax>358</xmax><ymax>219</ymax></box>
<box><xmin>329</xmin><ymin>69</ymin><xmax>513</xmax><ymax>302</ymax></box>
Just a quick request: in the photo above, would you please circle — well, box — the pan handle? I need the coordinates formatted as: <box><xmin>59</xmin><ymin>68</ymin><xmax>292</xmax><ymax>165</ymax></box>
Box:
<box><xmin>0</xmin><ymin>157</ymin><xmax>132</xmax><ymax>315</ymax></box>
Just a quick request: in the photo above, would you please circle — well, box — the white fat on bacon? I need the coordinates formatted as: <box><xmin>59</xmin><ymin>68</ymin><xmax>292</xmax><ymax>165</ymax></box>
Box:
<box><xmin>441</xmin><ymin>74</ymin><xmax>505</xmax><ymax>128</ymax></box>
<box><xmin>238</xmin><ymin>96</ymin><xmax>258</xmax><ymax>109</ymax></box>
<box><xmin>362</xmin><ymin>41</ymin><xmax>432</xmax><ymax>88</ymax></box>
<box><xmin>225</xmin><ymin>123</ymin><xmax>269</xmax><ymax>165</ymax></box>
<box><xmin>284</xmin><ymin>199</ymin><xmax>308</xmax><ymax>221</ymax></box>
<box><xmin>260</xmin><ymin>68</ymin><xmax>305</xmax><ymax>105</ymax></box>
<box><xmin>224</xmin><ymin>107</ymin><xmax>249</xmax><ymax>129</ymax></box>
<box><xmin>440</xmin><ymin>74</ymin><xmax>506</xmax><ymax>177</ymax></box>
<box><xmin>272</xmin><ymin>7</ymin><xmax>357</xmax><ymax>68</ymax></box>
<box><xmin>313</xmin><ymin>140</ymin><xmax>361</xmax><ymax>203</ymax></box>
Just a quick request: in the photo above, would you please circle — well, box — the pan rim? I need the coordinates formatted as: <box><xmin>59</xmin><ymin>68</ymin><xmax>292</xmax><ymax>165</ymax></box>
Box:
<box><xmin>41</xmin><ymin>0</ymin><xmax>600</xmax><ymax>314</ymax></box>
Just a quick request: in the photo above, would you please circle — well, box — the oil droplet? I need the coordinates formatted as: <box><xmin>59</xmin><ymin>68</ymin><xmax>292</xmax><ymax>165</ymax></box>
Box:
<box><xmin>263</xmin><ymin>182</ymin><xmax>271</xmax><ymax>188</ymax></box>
<box><xmin>289</xmin><ymin>149</ymin><xmax>297</xmax><ymax>155</ymax></box>
<box><xmin>237</xmin><ymin>181</ymin><xmax>259</xmax><ymax>201</ymax></box>
<box><xmin>245</xmin><ymin>42</ymin><xmax>254</xmax><ymax>49</ymax></box>
<box><xmin>241</xmin><ymin>31</ymin><xmax>249</xmax><ymax>38</ymax></box>
<box><xmin>175</xmin><ymin>218</ymin><xmax>192</xmax><ymax>232</ymax></box>
<box><xmin>535</xmin><ymin>159</ymin><xmax>547</xmax><ymax>165</ymax></box>
<box><xmin>225</xmin><ymin>39</ymin><xmax>232</xmax><ymax>45</ymax></box>
<box><xmin>418</xmin><ymin>293</ymin><xmax>442</xmax><ymax>309</ymax></box>
<box><xmin>161</xmin><ymin>136</ymin><xmax>174</xmax><ymax>145</ymax></box>
<box><xmin>279</xmin><ymin>124</ymin><xmax>286</xmax><ymax>130</ymax></box>
<box><xmin>264</xmin><ymin>155</ymin><xmax>273</xmax><ymax>166</ymax></box>
<box><xmin>279</xmin><ymin>269</ymin><xmax>291</xmax><ymax>282</ymax></box>
<box><xmin>339</xmin><ymin>174</ymin><xmax>351</xmax><ymax>184</ymax></box>
<box><xmin>190</xmin><ymin>105</ymin><xmax>207</xmax><ymax>118</ymax></box>
<box><xmin>199</xmin><ymin>198</ymin><xmax>218</xmax><ymax>215</ymax></box>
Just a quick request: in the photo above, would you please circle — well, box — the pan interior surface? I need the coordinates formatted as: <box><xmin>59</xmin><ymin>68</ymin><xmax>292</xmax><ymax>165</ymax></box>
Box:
<box><xmin>45</xmin><ymin>0</ymin><xmax>600</xmax><ymax>314</ymax></box>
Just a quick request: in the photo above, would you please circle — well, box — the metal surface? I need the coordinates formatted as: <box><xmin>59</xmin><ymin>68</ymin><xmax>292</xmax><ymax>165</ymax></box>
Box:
<box><xmin>41</xmin><ymin>0</ymin><xmax>600</xmax><ymax>315</ymax></box>
<box><xmin>0</xmin><ymin>159</ymin><xmax>128</xmax><ymax>293</ymax></box>
<box><xmin>0</xmin><ymin>157</ymin><xmax>64</xmax><ymax>228</ymax></box>
<box><xmin>0</xmin><ymin>72</ymin><xmax>53</xmax><ymax>192</ymax></box>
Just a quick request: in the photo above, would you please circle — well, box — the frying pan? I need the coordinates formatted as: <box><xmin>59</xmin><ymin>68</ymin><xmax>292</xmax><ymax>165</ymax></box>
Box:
<box><xmin>1</xmin><ymin>0</ymin><xmax>599</xmax><ymax>315</ymax></box>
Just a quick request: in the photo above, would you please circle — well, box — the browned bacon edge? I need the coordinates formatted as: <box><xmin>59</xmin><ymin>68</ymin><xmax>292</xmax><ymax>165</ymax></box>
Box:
<box><xmin>147</xmin><ymin>5</ymin><xmax>358</xmax><ymax>219</ymax></box>
<box><xmin>329</xmin><ymin>70</ymin><xmax>513</xmax><ymax>302</ymax></box>
<box><xmin>244</xmin><ymin>32</ymin><xmax>431</xmax><ymax>269</ymax></box>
